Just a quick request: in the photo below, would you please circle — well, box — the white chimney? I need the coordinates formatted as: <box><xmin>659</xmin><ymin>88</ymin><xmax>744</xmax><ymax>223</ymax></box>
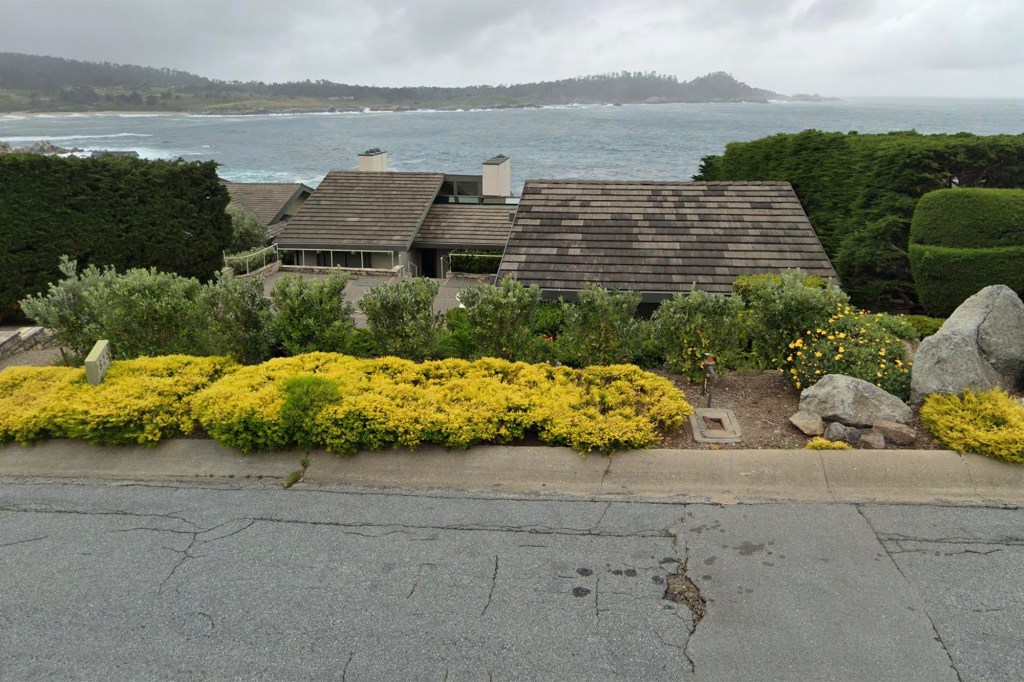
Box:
<box><xmin>482</xmin><ymin>154</ymin><xmax>511</xmax><ymax>197</ymax></box>
<box><xmin>358</xmin><ymin>148</ymin><xmax>388</xmax><ymax>172</ymax></box>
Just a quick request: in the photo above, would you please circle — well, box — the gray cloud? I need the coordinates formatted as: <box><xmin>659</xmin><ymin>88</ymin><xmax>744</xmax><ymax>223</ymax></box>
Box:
<box><xmin>0</xmin><ymin>0</ymin><xmax>1021</xmax><ymax>96</ymax></box>
<box><xmin>798</xmin><ymin>0</ymin><xmax>877</xmax><ymax>28</ymax></box>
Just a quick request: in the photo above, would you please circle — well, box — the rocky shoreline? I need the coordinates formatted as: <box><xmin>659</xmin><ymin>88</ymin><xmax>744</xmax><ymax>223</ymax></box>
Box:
<box><xmin>2</xmin><ymin>94</ymin><xmax>840</xmax><ymax>119</ymax></box>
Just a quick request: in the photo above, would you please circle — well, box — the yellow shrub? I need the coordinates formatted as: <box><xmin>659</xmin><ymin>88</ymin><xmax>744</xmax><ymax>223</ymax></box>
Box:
<box><xmin>194</xmin><ymin>355</ymin><xmax>693</xmax><ymax>454</ymax></box>
<box><xmin>0</xmin><ymin>365</ymin><xmax>84</xmax><ymax>444</ymax></box>
<box><xmin>805</xmin><ymin>437</ymin><xmax>853</xmax><ymax>450</ymax></box>
<box><xmin>2</xmin><ymin>353</ymin><xmax>693</xmax><ymax>454</ymax></box>
<box><xmin>920</xmin><ymin>389</ymin><xmax>1024</xmax><ymax>464</ymax></box>
<box><xmin>189</xmin><ymin>353</ymin><xmax>362</xmax><ymax>451</ymax></box>
<box><xmin>0</xmin><ymin>356</ymin><xmax>236</xmax><ymax>445</ymax></box>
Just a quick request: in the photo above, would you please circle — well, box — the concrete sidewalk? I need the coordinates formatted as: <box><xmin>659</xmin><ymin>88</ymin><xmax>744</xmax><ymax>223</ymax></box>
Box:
<box><xmin>2</xmin><ymin>440</ymin><xmax>1022</xmax><ymax>504</ymax></box>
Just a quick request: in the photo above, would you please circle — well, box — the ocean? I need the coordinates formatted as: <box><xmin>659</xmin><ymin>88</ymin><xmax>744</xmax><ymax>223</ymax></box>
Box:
<box><xmin>2</xmin><ymin>98</ymin><xmax>1023</xmax><ymax>192</ymax></box>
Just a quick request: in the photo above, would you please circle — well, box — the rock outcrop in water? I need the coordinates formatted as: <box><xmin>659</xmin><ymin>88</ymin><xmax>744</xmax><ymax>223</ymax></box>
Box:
<box><xmin>0</xmin><ymin>140</ymin><xmax>83</xmax><ymax>155</ymax></box>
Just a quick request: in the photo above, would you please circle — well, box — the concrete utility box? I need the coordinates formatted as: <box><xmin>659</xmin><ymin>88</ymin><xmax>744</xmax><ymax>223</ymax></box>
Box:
<box><xmin>84</xmin><ymin>340</ymin><xmax>112</xmax><ymax>385</ymax></box>
<box><xmin>689</xmin><ymin>408</ymin><xmax>742</xmax><ymax>444</ymax></box>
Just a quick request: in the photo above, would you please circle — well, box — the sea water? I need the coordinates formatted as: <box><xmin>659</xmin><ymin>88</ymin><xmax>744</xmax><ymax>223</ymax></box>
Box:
<box><xmin>2</xmin><ymin>98</ymin><xmax>1022</xmax><ymax>192</ymax></box>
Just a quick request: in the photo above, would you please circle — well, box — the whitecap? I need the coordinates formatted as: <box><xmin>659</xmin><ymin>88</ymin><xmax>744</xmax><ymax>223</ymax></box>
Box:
<box><xmin>0</xmin><ymin>133</ymin><xmax>153</xmax><ymax>144</ymax></box>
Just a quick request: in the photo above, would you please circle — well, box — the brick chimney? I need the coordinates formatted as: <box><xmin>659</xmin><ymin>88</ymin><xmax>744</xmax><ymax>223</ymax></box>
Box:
<box><xmin>358</xmin><ymin>148</ymin><xmax>388</xmax><ymax>172</ymax></box>
<box><xmin>482</xmin><ymin>154</ymin><xmax>511</xmax><ymax>197</ymax></box>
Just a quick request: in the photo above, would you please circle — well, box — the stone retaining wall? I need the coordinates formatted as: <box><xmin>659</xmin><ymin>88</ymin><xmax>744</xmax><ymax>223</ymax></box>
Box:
<box><xmin>0</xmin><ymin>327</ymin><xmax>52</xmax><ymax>361</ymax></box>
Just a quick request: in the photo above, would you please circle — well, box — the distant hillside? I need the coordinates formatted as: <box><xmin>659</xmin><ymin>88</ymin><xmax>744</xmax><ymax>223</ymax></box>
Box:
<box><xmin>0</xmin><ymin>52</ymin><xmax>834</xmax><ymax>113</ymax></box>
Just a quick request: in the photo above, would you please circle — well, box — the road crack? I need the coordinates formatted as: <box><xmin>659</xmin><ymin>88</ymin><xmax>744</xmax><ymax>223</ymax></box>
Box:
<box><xmin>248</xmin><ymin>516</ymin><xmax>668</xmax><ymax>539</ymax></box>
<box><xmin>0</xmin><ymin>535</ymin><xmax>48</xmax><ymax>549</ymax></box>
<box><xmin>856</xmin><ymin>505</ymin><xmax>964</xmax><ymax>682</ymax></box>
<box><xmin>660</xmin><ymin>542</ymin><xmax>705</xmax><ymax>675</ymax></box>
<box><xmin>480</xmin><ymin>555</ymin><xmax>499</xmax><ymax>617</ymax></box>
<box><xmin>593</xmin><ymin>501</ymin><xmax>612</xmax><ymax>533</ymax></box>
<box><xmin>158</xmin><ymin>518</ymin><xmax>257</xmax><ymax>592</ymax></box>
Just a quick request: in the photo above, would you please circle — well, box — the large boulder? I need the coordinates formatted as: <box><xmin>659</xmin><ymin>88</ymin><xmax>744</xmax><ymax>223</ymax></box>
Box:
<box><xmin>910</xmin><ymin>285</ymin><xmax>1024</xmax><ymax>405</ymax></box>
<box><xmin>800</xmin><ymin>374</ymin><xmax>913</xmax><ymax>427</ymax></box>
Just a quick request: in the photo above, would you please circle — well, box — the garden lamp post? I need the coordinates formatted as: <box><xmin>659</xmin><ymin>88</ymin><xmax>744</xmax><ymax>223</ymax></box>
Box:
<box><xmin>701</xmin><ymin>354</ymin><xmax>716</xmax><ymax>408</ymax></box>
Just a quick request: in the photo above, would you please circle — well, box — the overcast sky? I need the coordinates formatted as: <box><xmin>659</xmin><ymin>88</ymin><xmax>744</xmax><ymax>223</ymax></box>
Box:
<box><xmin>1</xmin><ymin>0</ymin><xmax>1021</xmax><ymax>97</ymax></box>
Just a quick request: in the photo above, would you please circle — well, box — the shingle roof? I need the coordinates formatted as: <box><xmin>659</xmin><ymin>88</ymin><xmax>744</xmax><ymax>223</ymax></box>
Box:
<box><xmin>224</xmin><ymin>182</ymin><xmax>311</xmax><ymax>226</ymax></box>
<box><xmin>267</xmin><ymin>220</ymin><xmax>289</xmax><ymax>241</ymax></box>
<box><xmin>497</xmin><ymin>180</ymin><xmax>837</xmax><ymax>300</ymax></box>
<box><xmin>276</xmin><ymin>171</ymin><xmax>444</xmax><ymax>250</ymax></box>
<box><xmin>413</xmin><ymin>204</ymin><xmax>515</xmax><ymax>249</ymax></box>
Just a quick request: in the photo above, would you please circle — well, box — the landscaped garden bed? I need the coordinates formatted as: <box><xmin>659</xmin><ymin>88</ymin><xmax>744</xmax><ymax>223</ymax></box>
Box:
<box><xmin>14</xmin><ymin>260</ymin><xmax>1024</xmax><ymax>460</ymax></box>
<box><xmin>0</xmin><ymin>353</ymin><xmax>692</xmax><ymax>454</ymax></box>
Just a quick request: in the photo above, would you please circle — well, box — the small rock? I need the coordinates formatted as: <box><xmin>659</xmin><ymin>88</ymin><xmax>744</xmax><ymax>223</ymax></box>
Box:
<box><xmin>824</xmin><ymin>421</ymin><xmax>863</xmax><ymax>446</ymax></box>
<box><xmin>872</xmin><ymin>420</ymin><xmax>916</xmax><ymax>446</ymax></box>
<box><xmin>789</xmin><ymin>411</ymin><xmax>824</xmax><ymax>436</ymax></box>
<box><xmin>823</xmin><ymin>422</ymin><xmax>848</xmax><ymax>442</ymax></box>
<box><xmin>859</xmin><ymin>430</ymin><xmax>886</xmax><ymax>449</ymax></box>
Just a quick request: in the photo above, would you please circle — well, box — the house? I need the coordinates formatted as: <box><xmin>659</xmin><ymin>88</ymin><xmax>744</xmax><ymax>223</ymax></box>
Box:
<box><xmin>496</xmin><ymin>179</ymin><xmax>837</xmax><ymax>301</ymax></box>
<box><xmin>271</xmin><ymin>153</ymin><xmax>837</xmax><ymax>301</ymax></box>
<box><xmin>275</xmin><ymin>150</ymin><xmax>517</xmax><ymax>276</ymax></box>
<box><xmin>224</xmin><ymin>181</ymin><xmax>314</xmax><ymax>241</ymax></box>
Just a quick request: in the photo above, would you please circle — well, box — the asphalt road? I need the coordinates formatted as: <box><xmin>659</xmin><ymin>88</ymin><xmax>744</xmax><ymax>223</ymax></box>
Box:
<box><xmin>0</xmin><ymin>480</ymin><xmax>1021</xmax><ymax>681</ymax></box>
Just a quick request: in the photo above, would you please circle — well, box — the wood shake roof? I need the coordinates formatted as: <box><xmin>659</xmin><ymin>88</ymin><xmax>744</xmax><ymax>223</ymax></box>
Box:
<box><xmin>414</xmin><ymin>204</ymin><xmax>516</xmax><ymax>249</ymax></box>
<box><xmin>497</xmin><ymin>180</ymin><xmax>837</xmax><ymax>299</ymax></box>
<box><xmin>224</xmin><ymin>182</ymin><xmax>310</xmax><ymax>226</ymax></box>
<box><xmin>276</xmin><ymin>171</ymin><xmax>444</xmax><ymax>250</ymax></box>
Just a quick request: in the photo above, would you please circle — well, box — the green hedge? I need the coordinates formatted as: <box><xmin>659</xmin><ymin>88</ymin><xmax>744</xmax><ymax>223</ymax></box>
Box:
<box><xmin>910</xmin><ymin>188</ymin><xmax>1024</xmax><ymax>249</ymax></box>
<box><xmin>908</xmin><ymin>244</ymin><xmax>1024</xmax><ymax>317</ymax></box>
<box><xmin>448</xmin><ymin>250</ymin><xmax>502</xmax><ymax>274</ymax></box>
<box><xmin>696</xmin><ymin>131</ymin><xmax>1024</xmax><ymax>309</ymax></box>
<box><xmin>909</xmin><ymin>188</ymin><xmax>1024</xmax><ymax>315</ymax></box>
<box><xmin>0</xmin><ymin>154</ymin><xmax>231</xmax><ymax>321</ymax></box>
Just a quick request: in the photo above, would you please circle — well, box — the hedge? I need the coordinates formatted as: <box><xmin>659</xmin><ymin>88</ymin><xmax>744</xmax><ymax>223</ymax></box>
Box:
<box><xmin>0</xmin><ymin>154</ymin><xmax>231</xmax><ymax>322</ymax></box>
<box><xmin>909</xmin><ymin>188</ymin><xmax>1024</xmax><ymax>249</ymax></box>
<box><xmin>696</xmin><ymin>131</ymin><xmax>1024</xmax><ymax>308</ymax></box>
<box><xmin>908</xmin><ymin>189</ymin><xmax>1024</xmax><ymax>316</ymax></box>
<box><xmin>908</xmin><ymin>244</ymin><xmax>1024</xmax><ymax>317</ymax></box>
<box><xmin>0</xmin><ymin>353</ymin><xmax>693</xmax><ymax>454</ymax></box>
<box><xmin>448</xmin><ymin>250</ymin><xmax>502</xmax><ymax>274</ymax></box>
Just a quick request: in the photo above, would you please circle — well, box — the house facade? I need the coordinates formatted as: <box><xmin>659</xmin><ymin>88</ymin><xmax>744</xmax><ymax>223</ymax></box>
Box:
<box><xmin>270</xmin><ymin>152</ymin><xmax>838</xmax><ymax>301</ymax></box>
<box><xmin>275</xmin><ymin>150</ymin><xmax>517</xmax><ymax>276</ymax></box>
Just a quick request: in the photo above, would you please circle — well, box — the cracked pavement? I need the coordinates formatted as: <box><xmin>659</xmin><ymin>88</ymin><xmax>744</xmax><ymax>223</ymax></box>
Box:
<box><xmin>0</xmin><ymin>481</ymin><xmax>1021</xmax><ymax>680</ymax></box>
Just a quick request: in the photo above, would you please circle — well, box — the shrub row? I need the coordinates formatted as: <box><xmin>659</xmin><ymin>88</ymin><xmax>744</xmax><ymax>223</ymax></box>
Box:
<box><xmin>21</xmin><ymin>258</ymin><xmax>275</xmax><ymax>364</ymax></box>
<box><xmin>23</xmin><ymin>263</ymin><xmax>935</xmax><ymax>400</ymax></box>
<box><xmin>0</xmin><ymin>354</ymin><xmax>693</xmax><ymax>454</ymax></box>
